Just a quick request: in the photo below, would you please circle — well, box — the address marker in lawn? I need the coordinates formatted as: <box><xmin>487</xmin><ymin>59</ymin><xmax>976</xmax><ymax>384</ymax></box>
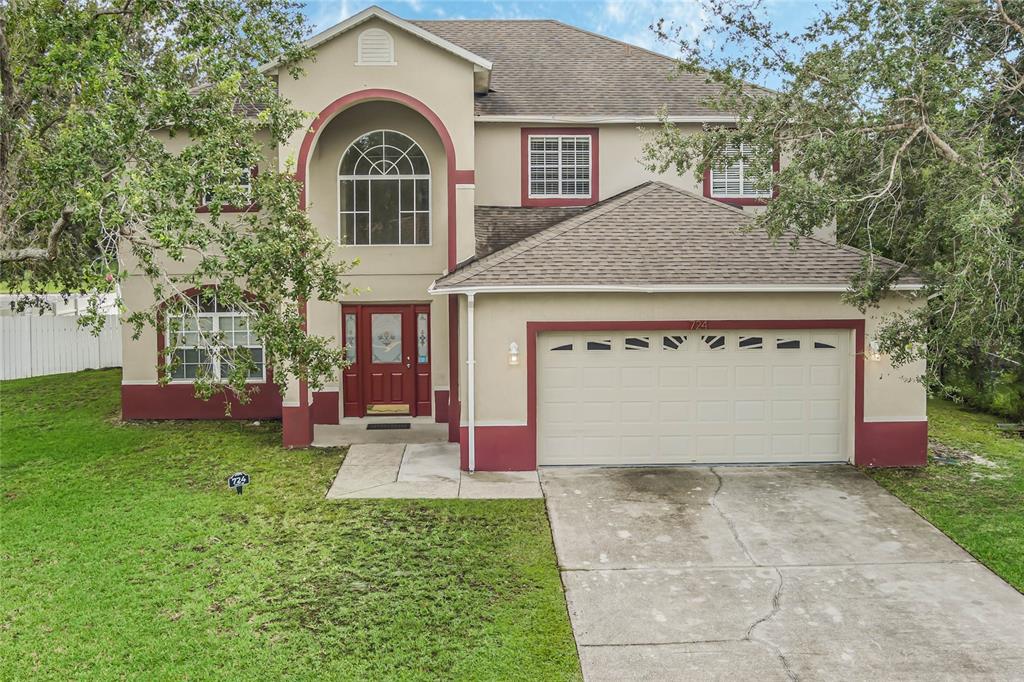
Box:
<box><xmin>228</xmin><ymin>472</ymin><xmax>250</xmax><ymax>495</ymax></box>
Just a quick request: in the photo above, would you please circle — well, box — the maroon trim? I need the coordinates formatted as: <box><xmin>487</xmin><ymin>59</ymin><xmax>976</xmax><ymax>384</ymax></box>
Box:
<box><xmin>504</xmin><ymin>318</ymin><xmax>905</xmax><ymax>471</ymax></box>
<box><xmin>447</xmin><ymin>295</ymin><xmax>460</xmax><ymax>442</ymax></box>
<box><xmin>282</xmin><ymin>405</ymin><xmax>313</xmax><ymax>447</ymax></box>
<box><xmin>340</xmin><ymin>304</ymin><xmax>431</xmax><ymax>417</ymax></box>
<box><xmin>434</xmin><ymin>389</ymin><xmax>450</xmax><ymax>423</ymax></box>
<box><xmin>459</xmin><ymin>425</ymin><xmax>532</xmax><ymax>471</ymax></box>
<box><xmin>702</xmin><ymin>157</ymin><xmax>780</xmax><ymax>206</ymax></box>
<box><xmin>121</xmin><ymin>384</ymin><xmax>282</xmax><ymax>420</ymax></box>
<box><xmin>340</xmin><ymin>305</ymin><xmax>363</xmax><ymax>418</ymax></box>
<box><xmin>295</xmin><ymin>89</ymin><xmax>469</xmax><ymax>270</ymax></box>
<box><xmin>311</xmin><ymin>391</ymin><xmax>340</xmax><ymax>425</ymax></box>
<box><xmin>196</xmin><ymin>166</ymin><xmax>260</xmax><ymax>213</ymax></box>
<box><xmin>858</xmin><ymin>421</ymin><xmax>928</xmax><ymax>467</ymax></box>
<box><xmin>520</xmin><ymin>127</ymin><xmax>599</xmax><ymax>207</ymax></box>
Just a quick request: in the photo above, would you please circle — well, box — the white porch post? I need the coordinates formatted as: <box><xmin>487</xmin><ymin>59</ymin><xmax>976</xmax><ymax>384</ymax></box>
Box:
<box><xmin>466</xmin><ymin>292</ymin><xmax>476</xmax><ymax>472</ymax></box>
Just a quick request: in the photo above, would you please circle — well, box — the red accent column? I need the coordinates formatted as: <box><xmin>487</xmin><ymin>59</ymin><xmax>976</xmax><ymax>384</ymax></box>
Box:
<box><xmin>282</xmin><ymin>406</ymin><xmax>313</xmax><ymax>447</ymax></box>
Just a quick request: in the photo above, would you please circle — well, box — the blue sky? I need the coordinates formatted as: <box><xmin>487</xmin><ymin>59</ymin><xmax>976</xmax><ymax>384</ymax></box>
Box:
<box><xmin>301</xmin><ymin>1</ymin><xmax>832</xmax><ymax>67</ymax></box>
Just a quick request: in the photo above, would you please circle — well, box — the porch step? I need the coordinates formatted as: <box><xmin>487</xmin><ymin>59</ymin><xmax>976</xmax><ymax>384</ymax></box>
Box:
<box><xmin>313</xmin><ymin>421</ymin><xmax>448</xmax><ymax>447</ymax></box>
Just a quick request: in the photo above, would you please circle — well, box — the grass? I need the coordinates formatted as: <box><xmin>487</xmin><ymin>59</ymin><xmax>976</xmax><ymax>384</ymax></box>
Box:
<box><xmin>867</xmin><ymin>398</ymin><xmax>1024</xmax><ymax>592</ymax></box>
<box><xmin>0</xmin><ymin>369</ymin><xmax>580</xmax><ymax>681</ymax></box>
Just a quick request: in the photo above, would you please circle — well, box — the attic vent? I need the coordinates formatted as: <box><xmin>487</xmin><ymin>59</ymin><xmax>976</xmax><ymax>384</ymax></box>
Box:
<box><xmin>357</xmin><ymin>28</ymin><xmax>395</xmax><ymax>65</ymax></box>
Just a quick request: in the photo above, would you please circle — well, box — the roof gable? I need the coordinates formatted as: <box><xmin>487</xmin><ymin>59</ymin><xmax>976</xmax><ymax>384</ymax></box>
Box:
<box><xmin>262</xmin><ymin>6</ymin><xmax>492</xmax><ymax>74</ymax></box>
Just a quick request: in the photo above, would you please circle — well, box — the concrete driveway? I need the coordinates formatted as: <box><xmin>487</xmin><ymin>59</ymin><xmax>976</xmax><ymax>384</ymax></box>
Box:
<box><xmin>540</xmin><ymin>465</ymin><xmax>1024</xmax><ymax>681</ymax></box>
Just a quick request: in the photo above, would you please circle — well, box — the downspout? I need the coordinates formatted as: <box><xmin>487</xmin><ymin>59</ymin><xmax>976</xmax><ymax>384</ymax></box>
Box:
<box><xmin>466</xmin><ymin>292</ymin><xmax>477</xmax><ymax>472</ymax></box>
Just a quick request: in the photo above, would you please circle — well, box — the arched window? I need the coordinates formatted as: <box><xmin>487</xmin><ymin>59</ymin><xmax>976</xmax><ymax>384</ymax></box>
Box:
<box><xmin>338</xmin><ymin>130</ymin><xmax>430</xmax><ymax>245</ymax></box>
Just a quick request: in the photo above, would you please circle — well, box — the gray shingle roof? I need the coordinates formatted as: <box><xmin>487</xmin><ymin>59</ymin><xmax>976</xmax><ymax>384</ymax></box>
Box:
<box><xmin>475</xmin><ymin>205</ymin><xmax>588</xmax><ymax>257</ymax></box>
<box><xmin>412</xmin><ymin>20</ymin><xmax>734</xmax><ymax>118</ymax></box>
<box><xmin>434</xmin><ymin>183</ymin><xmax>920</xmax><ymax>291</ymax></box>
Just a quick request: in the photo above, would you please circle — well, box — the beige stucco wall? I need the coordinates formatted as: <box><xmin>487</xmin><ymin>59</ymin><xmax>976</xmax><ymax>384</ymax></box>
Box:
<box><xmin>474</xmin><ymin>122</ymin><xmax>713</xmax><ymax>206</ymax></box>
<box><xmin>307</xmin><ymin>100</ymin><xmax>448</xmax><ymax>277</ymax></box>
<box><xmin>455</xmin><ymin>291</ymin><xmax>926</xmax><ymax>427</ymax></box>
<box><xmin>277</xmin><ymin>16</ymin><xmax>476</xmax><ymax>221</ymax></box>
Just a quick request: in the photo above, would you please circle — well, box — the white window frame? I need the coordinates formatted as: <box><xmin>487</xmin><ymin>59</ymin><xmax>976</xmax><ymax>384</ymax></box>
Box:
<box><xmin>166</xmin><ymin>300</ymin><xmax>266</xmax><ymax>383</ymax></box>
<box><xmin>201</xmin><ymin>167</ymin><xmax>255</xmax><ymax>208</ymax></box>
<box><xmin>527</xmin><ymin>134</ymin><xmax>593</xmax><ymax>199</ymax></box>
<box><xmin>709</xmin><ymin>143</ymin><xmax>772</xmax><ymax>199</ymax></box>
<box><xmin>337</xmin><ymin>130</ymin><xmax>432</xmax><ymax>247</ymax></box>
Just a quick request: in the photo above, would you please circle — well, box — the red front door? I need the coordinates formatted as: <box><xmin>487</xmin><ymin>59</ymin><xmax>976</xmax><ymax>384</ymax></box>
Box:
<box><xmin>342</xmin><ymin>304</ymin><xmax>431</xmax><ymax>417</ymax></box>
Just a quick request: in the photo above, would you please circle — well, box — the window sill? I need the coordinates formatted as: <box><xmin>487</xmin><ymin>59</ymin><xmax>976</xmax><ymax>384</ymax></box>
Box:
<box><xmin>521</xmin><ymin>196</ymin><xmax>597</xmax><ymax>208</ymax></box>
<box><xmin>706</xmin><ymin>195</ymin><xmax>771</xmax><ymax>207</ymax></box>
<box><xmin>196</xmin><ymin>203</ymin><xmax>261</xmax><ymax>214</ymax></box>
<box><xmin>166</xmin><ymin>377</ymin><xmax>268</xmax><ymax>385</ymax></box>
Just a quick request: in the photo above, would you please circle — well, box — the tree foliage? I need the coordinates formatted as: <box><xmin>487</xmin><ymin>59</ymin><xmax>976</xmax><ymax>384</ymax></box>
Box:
<box><xmin>645</xmin><ymin>0</ymin><xmax>1024</xmax><ymax>399</ymax></box>
<box><xmin>0</xmin><ymin>0</ymin><xmax>352</xmax><ymax>401</ymax></box>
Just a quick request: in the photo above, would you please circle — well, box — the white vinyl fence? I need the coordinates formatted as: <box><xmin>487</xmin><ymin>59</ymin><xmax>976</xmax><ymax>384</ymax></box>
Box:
<box><xmin>0</xmin><ymin>313</ymin><xmax>122</xmax><ymax>380</ymax></box>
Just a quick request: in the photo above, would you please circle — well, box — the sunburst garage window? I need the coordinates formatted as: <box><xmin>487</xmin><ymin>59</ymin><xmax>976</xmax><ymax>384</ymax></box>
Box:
<box><xmin>166</xmin><ymin>293</ymin><xmax>265</xmax><ymax>382</ymax></box>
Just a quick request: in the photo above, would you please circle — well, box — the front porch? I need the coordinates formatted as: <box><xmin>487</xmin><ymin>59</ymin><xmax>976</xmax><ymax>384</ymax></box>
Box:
<box><xmin>313</xmin><ymin>416</ymin><xmax>448</xmax><ymax>447</ymax></box>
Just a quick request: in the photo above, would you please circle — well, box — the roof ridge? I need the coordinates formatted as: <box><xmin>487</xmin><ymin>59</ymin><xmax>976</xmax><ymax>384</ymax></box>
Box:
<box><xmin>443</xmin><ymin>183</ymin><xmax>658</xmax><ymax>286</ymax></box>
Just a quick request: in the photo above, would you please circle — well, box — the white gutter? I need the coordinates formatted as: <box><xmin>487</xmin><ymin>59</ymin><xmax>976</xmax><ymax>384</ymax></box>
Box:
<box><xmin>429</xmin><ymin>283</ymin><xmax>926</xmax><ymax>296</ymax></box>
<box><xmin>466</xmin><ymin>292</ymin><xmax>477</xmax><ymax>473</ymax></box>
<box><xmin>474</xmin><ymin>115</ymin><xmax>739</xmax><ymax>124</ymax></box>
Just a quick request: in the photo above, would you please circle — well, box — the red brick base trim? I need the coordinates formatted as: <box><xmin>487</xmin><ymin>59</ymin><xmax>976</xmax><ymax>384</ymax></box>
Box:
<box><xmin>121</xmin><ymin>383</ymin><xmax>282</xmax><ymax>420</ymax></box>
<box><xmin>856</xmin><ymin>420</ymin><xmax>928</xmax><ymax>467</ymax></box>
<box><xmin>458</xmin><ymin>425</ymin><xmax>533</xmax><ymax>471</ymax></box>
<box><xmin>282</xmin><ymin>405</ymin><xmax>313</xmax><ymax>448</ymax></box>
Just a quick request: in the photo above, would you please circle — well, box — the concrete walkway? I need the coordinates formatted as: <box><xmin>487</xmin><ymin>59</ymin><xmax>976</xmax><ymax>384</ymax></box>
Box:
<box><xmin>325</xmin><ymin>443</ymin><xmax>542</xmax><ymax>499</ymax></box>
<box><xmin>540</xmin><ymin>465</ymin><xmax>1024</xmax><ymax>681</ymax></box>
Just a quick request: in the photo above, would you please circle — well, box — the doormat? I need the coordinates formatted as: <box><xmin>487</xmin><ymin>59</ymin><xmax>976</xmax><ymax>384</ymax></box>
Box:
<box><xmin>366</xmin><ymin>423</ymin><xmax>411</xmax><ymax>430</ymax></box>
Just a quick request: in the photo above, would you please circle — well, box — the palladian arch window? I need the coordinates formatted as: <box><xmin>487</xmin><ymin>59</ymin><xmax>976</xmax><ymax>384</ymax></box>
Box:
<box><xmin>338</xmin><ymin>130</ymin><xmax>431</xmax><ymax>245</ymax></box>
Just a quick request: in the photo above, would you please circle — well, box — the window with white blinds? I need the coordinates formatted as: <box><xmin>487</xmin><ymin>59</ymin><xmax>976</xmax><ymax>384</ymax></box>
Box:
<box><xmin>528</xmin><ymin>135</ymin><xmax>592</xmax><ymax>198</ymax></box>
<box><xmin>710</xmin><ymin>143</ymin><xmax>772</xmax><ymax>198</ymax></box>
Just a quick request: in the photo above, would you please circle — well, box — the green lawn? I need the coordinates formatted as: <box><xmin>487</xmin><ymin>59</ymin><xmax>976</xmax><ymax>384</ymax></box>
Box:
<box><xmin>0</xmin><ymin>369</ymin><xmax>580</xmax><ymax>680</ymax></box>
<box><xmin>867</xmin><ymin>399</ymin><xmax>1024</xmax><ymax>592</ymax></box>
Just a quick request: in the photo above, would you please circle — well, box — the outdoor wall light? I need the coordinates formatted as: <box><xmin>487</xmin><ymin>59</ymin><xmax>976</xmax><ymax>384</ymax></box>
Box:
<box><xmin>508</xmin><ymin>341</ymin><xmax>520</xmax><ymax>366</ymax></box>
<box><xmin>868</xmin><ymin>339</ymin><xmax>883</xmax><ymax>362</ymax></box>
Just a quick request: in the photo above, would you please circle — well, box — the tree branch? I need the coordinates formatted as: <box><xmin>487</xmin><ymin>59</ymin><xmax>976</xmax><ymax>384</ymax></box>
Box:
<box><xmin>0</xmin><ymin>206</ymin><xmax>73</xmax><ymax>262</ymax></box>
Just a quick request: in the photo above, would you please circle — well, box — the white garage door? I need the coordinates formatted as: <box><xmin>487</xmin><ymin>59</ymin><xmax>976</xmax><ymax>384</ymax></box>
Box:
<box><xmin>537</xmin><ymin>329</ymin><xmax>851</xmax><ymax>465</ymax></box>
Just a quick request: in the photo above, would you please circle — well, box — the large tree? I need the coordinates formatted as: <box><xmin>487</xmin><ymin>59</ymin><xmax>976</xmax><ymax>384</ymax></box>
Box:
<box><xmin>0</xmin><ymin>0</ymin><xmax>351</xmax><ymax>401</ymax></box>
<box><xmin>645</xmin><ymin>0</ymin><xmax>1024</xmax><ymax>406</ymax></box>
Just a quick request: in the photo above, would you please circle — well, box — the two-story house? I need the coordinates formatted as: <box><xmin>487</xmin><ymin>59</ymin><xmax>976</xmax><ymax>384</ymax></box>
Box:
<box><xmin>120</xmin><ymin>5</ymin><xmax>927</xmax><ymax>470</ymax></box>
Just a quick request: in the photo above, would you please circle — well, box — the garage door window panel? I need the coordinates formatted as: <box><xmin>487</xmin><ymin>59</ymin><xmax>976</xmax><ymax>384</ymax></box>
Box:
<box><xmin>663</xmin><ymin>335</ymin><xmax>688</xmax><ymax>350</ymax></box>
<box><xmin>624</xmin><ymin>336</ymin><xmax>650</xmax><ymax>350</ymax></box>
<box><xmin>701</xmin><ymin>334</ymin><xmax>727</xmax><ymax>350</ymax></box>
